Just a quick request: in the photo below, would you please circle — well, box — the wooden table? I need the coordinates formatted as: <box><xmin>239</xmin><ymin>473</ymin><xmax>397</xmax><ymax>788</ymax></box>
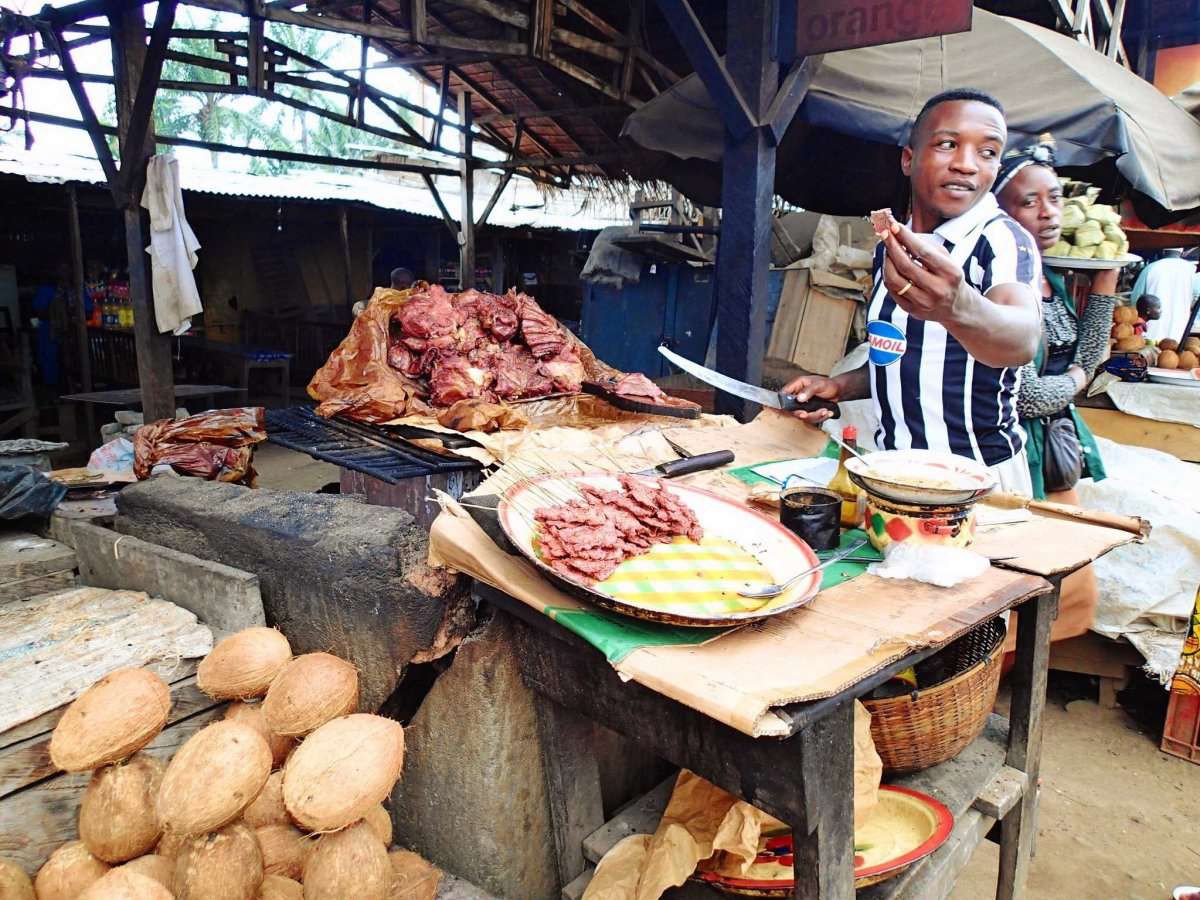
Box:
<box><xmin>1076</xmin><ymin>391</ymin><xmax>1200</xmax><ymax>463</ymax></box>
<box><xmin>59</xmin><ymin>384</ymin><xmax>244</xmax><ymax>409</ymax></box>
<box><xmin>475</xmin><ymin>572</ymin><xmax>1060</xmax><ymax>900</ymax></box>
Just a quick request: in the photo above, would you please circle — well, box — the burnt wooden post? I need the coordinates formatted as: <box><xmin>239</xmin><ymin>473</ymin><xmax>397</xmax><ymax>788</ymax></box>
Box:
<box><xmin>111</xmin><ymin>2</ymin><xmax>178</xmax><ymax>422</ymax></box>
<box><xmin>458</xmin><ymin>91</ymin><xmax>476</xmax><ymax>290</ymax></box>
<box><xmin>338</xmin><ymin>206</ymin><xmax>354</xmax><ymax>305</ymax></box>
<box><xmin>653</xmin><ymin>0</ymin><xmax>811</xmax><ymax>421</ymax></box>
<box><xmin>66</xmin><ymin>185</ymin><xmax>95</xmax><ymax>444</ymax></box>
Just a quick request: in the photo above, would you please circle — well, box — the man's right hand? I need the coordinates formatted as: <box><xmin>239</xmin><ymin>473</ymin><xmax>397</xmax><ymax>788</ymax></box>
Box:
<box><xmin>781</xmin><ymin>374</ymin><xmax>842</xmax><ymax>424</ymax></box>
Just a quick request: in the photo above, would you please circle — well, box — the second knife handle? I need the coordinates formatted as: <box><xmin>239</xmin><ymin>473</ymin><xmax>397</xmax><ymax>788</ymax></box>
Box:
<box><xmin>657</xmin><ymin>450</ymin><xmax>736</xmax><ymax>478</ymax></box>
<box><xmin>778</xmin><ymin>395</ymin><xmax>841</xmax><ymax>418</ymax></box>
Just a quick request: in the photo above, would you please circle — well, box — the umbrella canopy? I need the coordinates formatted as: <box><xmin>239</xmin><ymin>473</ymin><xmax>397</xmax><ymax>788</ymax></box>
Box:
<box><xmin>1174</xmin><ymin>83</ymin><xmax>1200</xmax><ymax>119</ymax></box>
<box><xmin>621</xmin><ymin>9</ymin><xmax>1200</xmax><ymax>227</ymax></box>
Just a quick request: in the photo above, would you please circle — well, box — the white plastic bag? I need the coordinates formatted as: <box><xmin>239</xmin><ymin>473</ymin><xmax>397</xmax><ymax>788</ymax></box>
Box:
<box><xmin>868</xmin><ymin>542</ymin><xmax>989</xmax><ymax>588</ymax></box>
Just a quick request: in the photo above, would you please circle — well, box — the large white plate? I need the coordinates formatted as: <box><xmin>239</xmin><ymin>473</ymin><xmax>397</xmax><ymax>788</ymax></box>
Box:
<box><xmin>845</xmin><ymin>449</ymin><xmax>996</xmax><ymax>506</ymax></box>
<box><xmin>1042</xmin><ymin>253</ymin><xmax>1141</xmax><ymax>271</ymax></box>
<box><xmin>1147</xmin><ymin>366</ymin><xmax>1200</xmax><ymax>389</ymax></box>
<box><xmin>498</xmin><ymin>473</ymin><xmax>822</xmax><ymax>626</ymax></box>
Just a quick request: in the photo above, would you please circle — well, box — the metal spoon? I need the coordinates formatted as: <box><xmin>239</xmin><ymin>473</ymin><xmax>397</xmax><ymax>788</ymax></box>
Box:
<box><xmin>739</xmin><ymin>538</ymin><xmax>870</xmax><ymax>599</ymax></box>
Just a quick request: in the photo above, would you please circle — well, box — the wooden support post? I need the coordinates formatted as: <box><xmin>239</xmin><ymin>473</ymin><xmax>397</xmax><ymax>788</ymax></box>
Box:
<box><xmin>111</xmin><ymin>5</ymin><xmax>176</xmax><ymax>422</ymax></box>
<box><xmin>997</xmin><ymin>584</ymin><xmax>1058</xmax><ymax>900</ymax></box>
<box><xmin>619</xmin><ymin>0</ymin><xmax>642</xmax><ymax>102</ymax></box>
<box><xmin>246</xmin><ymin>0</ymin><xmax>266</xmax><ymax>95</ymax></box>
<box><xmin>530</xmin><ymin>0</ymin><xmax>553</xmax><ymax>59</ymax></box>
<box><xmin>458</xmin><ymin>91</ymin><xmax>475</xmax><ymax>291</ymax></box>
<box><xmin>338</xmin><ymin>206</ymin><xmax>354</xmax><ymax>305</ymax></box>
<box><xmin>1108</xmin><ymin>0</ymin><xmax>1128</xmax><ymax>61</ymax></box>
<box><xmin>65</xmin><ymin>185</ymin><xmax>93</xmax><ymax>396</ymax></box>
<box><xmin>355</xmin><ymin>0</ymin><xmax>370</xmax><ymax>125</ymax></box>
<box><xmin>432</xmin><ymin>66</ymin><xmax>450</xmax><ymax>147</ymax></box>
<box><xmin>411</xmin><ymin>0</ymin><xmax>427</xmax><ymax>43</ymax></box>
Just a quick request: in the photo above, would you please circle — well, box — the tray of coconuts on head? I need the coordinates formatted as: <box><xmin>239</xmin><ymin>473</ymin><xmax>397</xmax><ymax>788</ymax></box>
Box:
<box><xmin>1042</xmin><ymin>179</ymin><xmax>1140</xmax><ymax>270</ymax></box>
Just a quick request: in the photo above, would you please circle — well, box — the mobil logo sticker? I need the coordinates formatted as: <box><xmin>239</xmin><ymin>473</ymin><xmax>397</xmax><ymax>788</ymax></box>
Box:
<box><xmin>867</xmin><ymin>320</ymin><xmax>907</xmax><ymax>367</ymax></box>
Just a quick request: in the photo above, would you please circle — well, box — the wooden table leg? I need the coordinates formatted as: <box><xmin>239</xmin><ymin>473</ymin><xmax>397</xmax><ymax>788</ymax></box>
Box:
<box><xmin>789</xmin><ymin>699</ymin><xmax>857</xmax><ymax>900</ymax></box>
<box><xmin>996</xmin><ymin>582</ymin><xmax>1058</xmax><ymax>900</ymax></box>
<box><xmin>533</xmin><ymin>694</ymin><xmax>606</xmax><ymax>890</ymax></box>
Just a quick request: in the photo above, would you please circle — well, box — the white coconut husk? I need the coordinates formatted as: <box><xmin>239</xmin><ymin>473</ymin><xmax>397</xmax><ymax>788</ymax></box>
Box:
<box><xmin>243</xmin><ymin>771</ymin><xmax>289</xmax><ymax>829</ymax></box>
<box><xmin>48</xmin><ymin>669</ymin><xmax>171</xmax><ymax>772</ymax></box>
<box><xmin>224</xmin><ymin>702</ymin><xmax>295</xmax><ymax>768</ymax></box>
<box><xmin>34</xmin><ymin>842</ymin><xmax>111</xmax><ymax>900</ymax></box>
<box><xmin>197</xmin><ymin>628</ymin><xmax>292</xmax><ymax>700</ymax></box>
<box><xmin>261</xmin><ymin>653</ymin><xmax>358</xmax><ymax>738</ymax></box>
<box><xmin>253</xmin><ymin>825</ymin><xmax>311</xmax><ymax>881</ymax></box>
<box><xmin>116</xmin><ymin>855</ymin><xmax>173</xmax><ymax>890</ymax></box>
<box><xmin>157</xmin><ymin>720</ymin><xmax>272</xmax><ymax>836</ymax></box>
<box><xmin>282</xmin><ymin>715</ymin><xmax>404</xmax><ymax>832</ymax></box>
<box><xmin>387</xmin><ymin>849</ymin><xmax>442</xmax><ymax>900</ymax></box>
<box><xmin>78</xmin><ymin>868</ymin><xmax>174</xmax><ymax>900</ymax></box>
<box><xmin>302</xmin><ymin>821</ymin><xmax>389</xmax><ymax>900</ymax></box>
<box><xmin>80</xmin><ymin>754</ymin><xmax>165</xmax><ymax>863</ymax></box>
<box><xmin>258</xmin><ymin>873</ymin><xmax>303</xmax><ymax>900</ymax></box>
<box><xmin>0</xmin><ymin>858</ymin><xmax>34</xmax><ymax>900</ymax></box>
<box><xmin>172</xmin><ymin>822</ymin><xmax>263</xmax><ymax>900</ymax></box>
<box><xmin>362</xmin><ymin>805</ymin><xmax>392</xmax><ymax>846</ymax></box>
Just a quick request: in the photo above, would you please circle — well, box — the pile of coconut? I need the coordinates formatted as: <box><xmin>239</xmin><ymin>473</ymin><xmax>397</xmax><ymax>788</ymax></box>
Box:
<box><xmin>0</xmin><ymin>627</ymin><xmax>443</xmax><ymax>900</ymax></box>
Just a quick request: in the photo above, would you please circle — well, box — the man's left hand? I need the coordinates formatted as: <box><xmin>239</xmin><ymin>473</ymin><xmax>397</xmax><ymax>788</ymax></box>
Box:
<box><xmin>880</xmin><ymin>223</ymin><xmax>969</xmax><ymax>323</ymax></box>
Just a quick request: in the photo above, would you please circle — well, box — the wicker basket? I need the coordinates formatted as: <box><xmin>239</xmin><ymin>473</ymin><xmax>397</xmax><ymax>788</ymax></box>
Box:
<box><xmin>863</xmin><ymin>618</ymin><xmax>1006</xmax><ymax>774</ymax></box>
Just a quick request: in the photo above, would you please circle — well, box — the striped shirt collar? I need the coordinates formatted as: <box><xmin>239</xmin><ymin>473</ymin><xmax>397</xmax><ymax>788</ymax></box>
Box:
<box><xmin>931</xmin><ymin>192</ymin><xmax>1002</xmax><ymax>246</ymax></box>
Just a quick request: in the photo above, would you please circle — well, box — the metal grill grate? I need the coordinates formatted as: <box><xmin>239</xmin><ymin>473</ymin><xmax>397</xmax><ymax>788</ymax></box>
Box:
<box><xmin>265</xmin><ymin>406</ymin><xmax>478</xmax><ymax>484</ymax></box>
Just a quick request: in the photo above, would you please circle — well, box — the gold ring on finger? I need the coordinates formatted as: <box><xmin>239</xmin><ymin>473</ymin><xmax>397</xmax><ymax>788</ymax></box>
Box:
<box><xmin>896</xmin><ymin>280</ymin><xmax>913</xmax><ymax>297</ymax></box>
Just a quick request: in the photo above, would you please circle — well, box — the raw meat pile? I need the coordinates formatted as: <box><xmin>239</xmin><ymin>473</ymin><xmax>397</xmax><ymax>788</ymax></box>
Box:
<box><xmin>533</xmin><ymin>475</ymin><xmax>704</xmax><ymax>583</ymax></box>
<box><xmin>387</xmin><ymin>285</ymin><xmax>585</xmax><ymax>407</ymax></box>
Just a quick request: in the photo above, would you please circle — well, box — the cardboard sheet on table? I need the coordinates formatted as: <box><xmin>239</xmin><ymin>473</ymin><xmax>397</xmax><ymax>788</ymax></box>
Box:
<box><xmin>660</xmin><ymin>409</ymin><xmax>830</xmax><ymax>469</ymax></box>
<box><xmin>974</xmin><ymin>512</ymin><xmax>1140</xmax><ymax>577</ymax></box>
<box><xmin>429</xmin><ymin>502</ymin><xmax>1047</xmax><ymax>738</ymax></box>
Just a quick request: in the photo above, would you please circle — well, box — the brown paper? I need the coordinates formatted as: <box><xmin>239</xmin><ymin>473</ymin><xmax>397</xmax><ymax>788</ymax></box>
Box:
<box><xmin>584</xmin><ymin>702</ymin><xmax>882</xmax><ymax>900</ymax></box>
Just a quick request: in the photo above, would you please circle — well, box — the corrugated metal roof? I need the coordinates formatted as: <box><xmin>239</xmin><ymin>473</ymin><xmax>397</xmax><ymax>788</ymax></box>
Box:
<box><xmin>0</xmin><ymin>144</ymin><xmax>630</xmax><ymax>232</ymax></box>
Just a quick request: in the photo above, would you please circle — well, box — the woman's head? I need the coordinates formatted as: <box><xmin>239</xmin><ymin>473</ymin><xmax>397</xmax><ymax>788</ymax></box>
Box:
<box><xmin>994</xmin><ymin>138</ymin><xmax>1062</xmax><ymax>251</ymax></box>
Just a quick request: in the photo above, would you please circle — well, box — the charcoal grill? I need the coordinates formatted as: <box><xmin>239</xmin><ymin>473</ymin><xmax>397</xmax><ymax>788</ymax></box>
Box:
<box><xmin>265</xmin><ymin>406</ymin><xmax>482</xmax><ymax>527</ymax></box>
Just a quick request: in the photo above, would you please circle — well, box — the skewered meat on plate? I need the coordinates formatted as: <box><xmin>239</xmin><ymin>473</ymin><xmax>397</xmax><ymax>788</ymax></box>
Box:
<box><xmin>534</xmin><ymin>475</ymin><xmax>704</xmax><ymax>583</ymax></box>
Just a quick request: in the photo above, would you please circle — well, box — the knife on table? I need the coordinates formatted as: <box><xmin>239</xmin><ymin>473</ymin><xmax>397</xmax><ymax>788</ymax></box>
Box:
<box><xmin>634</xmin><ymin>449</ymin><xmax>735</xmax><ymax>478</ymax></box>
<box><xmin>658</xmin><ymin>345</ymin><xmax>841</xmax><ymax>418</ymax></box>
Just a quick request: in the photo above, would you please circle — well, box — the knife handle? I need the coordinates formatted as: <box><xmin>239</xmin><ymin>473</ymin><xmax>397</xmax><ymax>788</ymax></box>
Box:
<box><xmin>657</xmin><ymin>450</ymin><xmax>735</xmax><ymax>478</ymax></box>
<box><xmin>778</xmin><ymin>395</ymin><xmax>841</xmax><ymax>418</ymax></box>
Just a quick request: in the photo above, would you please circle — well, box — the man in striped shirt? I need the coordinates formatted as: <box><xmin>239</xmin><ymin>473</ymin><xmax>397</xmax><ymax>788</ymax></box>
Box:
<box><xmin>785</xmin><ymin>89</ymin><xmax>1042</xmax><ymax>493</ymax></box>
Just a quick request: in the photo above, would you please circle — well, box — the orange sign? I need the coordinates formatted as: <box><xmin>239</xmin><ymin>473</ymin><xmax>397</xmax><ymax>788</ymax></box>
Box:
<box><xmin>794</xmin><ymin>0</ymin><xmax>973</xmax><ymax>56</ymax></box>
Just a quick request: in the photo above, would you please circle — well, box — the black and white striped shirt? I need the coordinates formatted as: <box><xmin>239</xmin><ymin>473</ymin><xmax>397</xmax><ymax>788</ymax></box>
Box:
<box><xmin>866</xmin><ymin>193</ymin><xmax>1040</xmax><ymax>467</ymax></box>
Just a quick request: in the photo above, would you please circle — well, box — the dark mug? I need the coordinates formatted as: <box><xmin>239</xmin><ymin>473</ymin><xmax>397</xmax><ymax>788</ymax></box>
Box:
<box><xmin>779</xmin><ymin>487</ymin><xmax>841</xmax><ymax>552</ymax></box>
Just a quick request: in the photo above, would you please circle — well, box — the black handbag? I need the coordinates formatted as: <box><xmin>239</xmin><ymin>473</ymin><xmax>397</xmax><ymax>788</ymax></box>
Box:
<box><xmin>1042</xmin><ymin>413</ymin><xmax>1083</xmax><ymax>493</ymax></box>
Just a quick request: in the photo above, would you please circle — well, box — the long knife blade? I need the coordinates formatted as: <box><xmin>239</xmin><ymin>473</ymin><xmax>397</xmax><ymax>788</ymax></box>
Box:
<box><xmin>657</xmin><ymin>346</ymin><xmax>839</xmax><ymax>418</ymax></box>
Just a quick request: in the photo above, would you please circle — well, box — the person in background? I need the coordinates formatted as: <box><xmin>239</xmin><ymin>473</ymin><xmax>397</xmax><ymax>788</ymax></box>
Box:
<box><xmin>784</xmin><ymin>88</ymin><xmax>1042</xmax><ymax>494</ymax></box>
<box><xmin>993</xmin><ymin>136</ymin><xmax>1117</xmax><ymax>648</ymax></box>
<box><xmin>1130</xmin><ymin>248</ymin><xmax>1196</xmax><ymax>342</ymax></box>
<box><xmin>353</xmin><ymin>267</ymin><xmax>417</xmax><ymax>317</ymax></box>
<box><xmin>1133</xmin><ymin>294</ymin><xmax>1161</xmax><ymax>337</ymax></box>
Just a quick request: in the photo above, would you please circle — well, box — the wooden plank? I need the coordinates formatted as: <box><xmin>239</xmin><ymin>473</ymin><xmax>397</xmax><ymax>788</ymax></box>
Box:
<box><xmin>766</xmin><ymin>268</ymin><xmax>809</xmax><ymax>360</ymax></box>
<box><xmin>582</xmin><ymin>775</ymin><xmax>675</xmax><ymax>863</ymax></box>
<box><xmin>0</xmin><ymin>661</ymin><xmax>198</xmax><ymax>752</ymax></box>
<box><xmin>867</xmin><ymin>809</ymin><xmax>992</xmax><ymax>900</ymax></box>
<box><xmin>1048</xmin><ymin>630</ymin><xmax>1142</xmax><ymax>680</ymax></box>
<box><xmin>1077</xmin><ymin>407</ymin><xmax>1200</xmax><ymax>463</ymax></box>
<box><xmin>0</xmin><ymin>703</ymin><xmax>224</xmax><ymax>874</ymax></box>
<box><xmin>972</xmin><ymin>766</ymin><xmax>1027</xmax><ymax>820</ymax></box>
<box><xmin>0</xmin><ymin>676</ymin><xmax>217</xmax><ymax>800</ymax></box>
<box><xmin>459</xmin><ymin>91</ymin><xmax>476</xmax><ymax>290</ymax></box>
<box><xmin>790</xmin><ymin>287</ymin><xmax>857</xmax><ymax>376</ymax></box>
<box><xmin>535</xmin><ymin>697</ymin><xmax>606</xmax><ymax>887</ymax></box>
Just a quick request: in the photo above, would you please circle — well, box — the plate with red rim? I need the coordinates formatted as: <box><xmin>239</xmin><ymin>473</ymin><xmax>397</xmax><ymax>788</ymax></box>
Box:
<box><xmin>694</xmin><ymin>785</ymin><xmax>955</xmax><ymax>895</ymax></box>
<box><xmin>497</xmin><ymin>472</ymin><xmax>823</xmax><ymax>627</ymax></box>
<box><xmin>1147</xmin><ymin>367</ymin><xmax>1200</xmax><ymax>389</ymax></box>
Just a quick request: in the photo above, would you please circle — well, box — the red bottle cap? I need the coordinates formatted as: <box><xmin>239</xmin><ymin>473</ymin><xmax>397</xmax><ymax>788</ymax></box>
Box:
<box><xmin>843</xmin><ymin>425</ymin><xmax>857</xmax><ymax>441</ymax></box>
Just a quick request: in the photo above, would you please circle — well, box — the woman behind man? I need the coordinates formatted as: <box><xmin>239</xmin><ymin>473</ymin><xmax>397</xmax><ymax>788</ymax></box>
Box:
<box><xmin>993</xmin><ymin>137</ymin><xmax>1119</xmax><ymax>645</ymax></box>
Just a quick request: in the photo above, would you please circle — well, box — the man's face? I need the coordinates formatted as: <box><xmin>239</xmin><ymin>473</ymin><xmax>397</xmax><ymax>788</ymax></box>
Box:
<box><xmin>902</xmin><ymin>100</ymin><xmax>1006</xmax><ymax>224</ymax></box>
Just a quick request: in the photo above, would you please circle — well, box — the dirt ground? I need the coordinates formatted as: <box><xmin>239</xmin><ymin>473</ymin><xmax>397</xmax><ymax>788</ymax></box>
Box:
<box><xmin>256</xmin><ymin>446</ymin><xmax>1200</xmax><ymax>900</ymax></box>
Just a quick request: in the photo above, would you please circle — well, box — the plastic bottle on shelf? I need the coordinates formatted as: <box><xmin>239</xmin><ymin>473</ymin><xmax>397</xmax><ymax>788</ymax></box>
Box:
<box><xmin>828</xmin><ymin>425</ymin><xmax>866</xmax><ymax>529</ymax></box>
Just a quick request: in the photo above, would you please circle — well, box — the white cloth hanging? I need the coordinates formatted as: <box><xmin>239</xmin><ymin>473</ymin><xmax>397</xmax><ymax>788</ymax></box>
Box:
<box><xmin>140</xmin><ymin>153</ymin><xmax>203</xmax><ymax>335</ymax></box>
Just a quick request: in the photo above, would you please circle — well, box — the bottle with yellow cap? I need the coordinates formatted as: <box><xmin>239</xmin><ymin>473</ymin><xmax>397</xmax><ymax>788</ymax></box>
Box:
<box><xmin>827</xmin><ymin>425</ymin><xmax>866</xmax><ymax>529</ymax></box>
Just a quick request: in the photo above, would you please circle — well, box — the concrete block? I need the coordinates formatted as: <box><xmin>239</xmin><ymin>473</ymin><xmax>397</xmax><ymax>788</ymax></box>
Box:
<box><xmin>392</xmin><ymin>614</ymin><xmax>559</xmax><ymax>900</ymax></box>
<box><xmin>71</xmin><ymin>521</ymin><xmax>264</xmax><ymax>638</ymax></box>
<box><xmin>114</xmin><ymin>476</ymin><xmax>469</xmax><ymax>710</ymax></box>
<box><xmin>114</xmin><ymin>410</ymin><xmax>144</xmax><ymax>426</ymax></box>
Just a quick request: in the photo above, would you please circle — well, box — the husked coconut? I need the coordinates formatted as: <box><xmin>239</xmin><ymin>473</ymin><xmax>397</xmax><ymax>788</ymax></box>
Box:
<box><xmin>197</xmin><ymin>628</ymin><xmax>292</xmax><ymax>700</ymax></box>
<box><xmin>225</xmin><ymin>702</ymin><xmax>295</xmax><ymax>768</ymax></box>
<box><xmin>0</xmin><ymin>858</ymin><xmax>34</xmax><ymax>900</ymax></box>
<box><xmin>387</xmin><ymin>849</ymin><xmax>441</xmax><ymax>900</ymax></box>
<box><xmin>261</xmin><ymin>654</ymin><xmax>358</xmax><ymax>737</ymax></box>
<box><xmin>49</xmin><ymin>669</ymin><xmax>171</xmax><ymax>772</ymax></box>
<box><xmin>254</xmin><ymin>825</ymin><xmax>311</xmax><ymax>880</ymax></box>
<box><xmin>172</xmin><ymin>822</ymin><xmax>263</xmax><ymax>900</ymax></box>
<box><xmin>259</xmin><ymin>874</ymin><xmax>303</xmax><ymax>900</ymax></box>
<box><xmin>155</xmin><ymin>829</ymin><xmax>189</xmax><ymax>860</ymax></box>
<box><xmin>362</xmin><ymin>805</ymin><xmax>392</xmax><ymax>846</ymax></box>
<box><xmin>116</xmin><ymin>855</ymin><xmax>173</xmax><ymax>889</ymax></box>
<box><xmin>34</xmin><ymin>842</ymin><xmax>110</xmax><ymax>900</ymax></box>
<box><xmin>283</xmin><ymin>715</ymin><xmax>404</xmax><ymax>832</ymax></box>
<box><xmin>78</xmin><ymin>868</ymin><xmax>173</xmax><ymax>900</ymax></box>
<box><xmin>158</xmin><ymin>720</ymin><xmax>272</xmax><ymax>835</ymax></box>
<box><xmin>244</xmin><ymin>771</ymin><xmax>289</xmax><ymax>829</ymax></box>
<box><xmin>302</xmin><ymin>821</ymin><xmax>389</xmax><ymax>900</ymax></box>
<box><xmin>80</xmin><ymin>754</ymin><xmax>165</xmax><ymax>863</ymax></box>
